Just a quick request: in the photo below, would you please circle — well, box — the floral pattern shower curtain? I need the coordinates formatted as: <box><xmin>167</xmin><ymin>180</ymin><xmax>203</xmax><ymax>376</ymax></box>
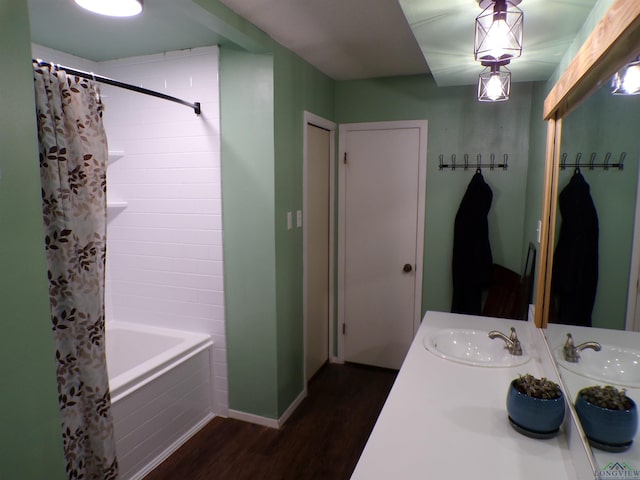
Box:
<box><xmin>32</xmin><ymin>62</ymin><xmax>118</xmax><ymax>480</ymax></box>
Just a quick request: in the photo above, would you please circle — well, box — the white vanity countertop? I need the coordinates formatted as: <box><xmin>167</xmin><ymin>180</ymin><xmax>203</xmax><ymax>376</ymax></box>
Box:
<box><xmin>351</xmin><ymin>311</ymin><xmax>578</xmax><ymax>480</ymax></box>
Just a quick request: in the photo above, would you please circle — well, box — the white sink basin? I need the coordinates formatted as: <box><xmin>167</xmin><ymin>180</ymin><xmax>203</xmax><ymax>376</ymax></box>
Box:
<box><xmin>555</xmin><ymin>344</ymin><xmax>640</xmax><ymax>388</ymax></box>
<box><xmin>423</xmin><ymin>328</ymin><xmax>530</xmax><ymax>367</ymax></box>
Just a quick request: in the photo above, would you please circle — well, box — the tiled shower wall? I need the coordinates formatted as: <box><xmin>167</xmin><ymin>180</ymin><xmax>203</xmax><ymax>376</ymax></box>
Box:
<box><xmin>32</xmin><ymin>44</ymin><xmax>227</xmax><ymax>415</ymax></box>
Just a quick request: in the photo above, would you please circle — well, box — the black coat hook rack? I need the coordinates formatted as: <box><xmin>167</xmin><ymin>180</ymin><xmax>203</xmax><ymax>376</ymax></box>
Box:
<box><xmin>560</xmin><ymin>152</ymin><xmax>625</xmax><ymax>171</ymax></box>
<box><xmin>438</xmin><ymin>153</ymin><xmax>508</xmax><ymax>171</ymax></box>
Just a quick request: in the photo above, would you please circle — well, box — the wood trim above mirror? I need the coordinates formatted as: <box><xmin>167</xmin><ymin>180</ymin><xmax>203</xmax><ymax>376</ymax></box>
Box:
<box><xmin>544</xmin><ymin>0</ymin><xmax>640</xmax><ymax>120</ymax></box>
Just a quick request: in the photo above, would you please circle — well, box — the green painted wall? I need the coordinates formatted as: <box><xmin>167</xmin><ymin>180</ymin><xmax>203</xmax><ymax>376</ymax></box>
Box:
<box><xmin>523</xmin><ymin>82</ymin><xmax>551</xmax><ymax>297</ymax></box>
<box><xmin>557</xmin><ymin>87</ymin><xmax>640</xmax><ymax>330</ymax></box>
<box><xmin>194</xmin><ymin>0</ymin><xmax>272</xmax><ymax>53</ymax></box>
<box><xmin>272</xmin><ymin>46</ymin><xmax>335</xmax><ymax>415</ymax></box>
<box><xmin>0</xmin><ymin>1</ymin><xmax>66</xmax><ymax>478</ymax></box>
<box><xmin>213</xmin><ymin>0</ymin><xmax>335</xmax><ymax>417</ymax></box>
<box><xmin>219</xmin><ymin>47</ymin><xmax>279</xmax><ymax>418</ymax></box>
<box><xmin>335</xmin><ymin>76</ymin><xmax>535</xmax><ymax>315</ymax></box>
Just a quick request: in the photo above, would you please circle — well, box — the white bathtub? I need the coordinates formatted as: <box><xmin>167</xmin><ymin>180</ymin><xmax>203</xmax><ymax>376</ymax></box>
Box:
<box><xmin>106</xmin><ymin>322</ymin><xmax>214</xmax><ymax>480</ymax></box>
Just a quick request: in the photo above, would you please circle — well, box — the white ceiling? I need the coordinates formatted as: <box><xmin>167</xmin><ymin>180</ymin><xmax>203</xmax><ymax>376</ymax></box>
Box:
<box><xmin>28</xmin><ymin>0</ymin><xmax>226</xmax><ymax>62</ymax></box>
<box><xmin>27</xmin><ymin>0</ymin><xmax>598</xmax><ymax>86</ymax></box>
<box><xmin>400</xmin><ymin>0</ymin><xmax>598</xmax><ymax>86</ymax></box>
<box><xmin>213</xmin><ymin>0</ymin><xmax>428</xmax><ymax>80</ymax></box>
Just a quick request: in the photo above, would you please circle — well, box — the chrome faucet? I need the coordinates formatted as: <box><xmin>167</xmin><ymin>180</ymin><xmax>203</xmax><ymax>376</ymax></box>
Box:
<box><xmin>563</xmin><ymin>333</ymin><xmax>601</xmax><ymax>363</ymax></box>
<box><xmin>488</xmin><ymin>327</ymin><xmax>523</xmax><ymax>356</ymax></box>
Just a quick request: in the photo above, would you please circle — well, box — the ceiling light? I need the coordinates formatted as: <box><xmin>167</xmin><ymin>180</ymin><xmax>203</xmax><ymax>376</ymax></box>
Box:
<box><xmin>611</xmin><ymin>57</ymin><xmax>640</xmax><ymax>95</ymax></box>
<box><xmin>74</xmin><ymin>0</ymin><xmax>143</xmax><ymax>17</ymax></box>
<box><xmin>478</xmin><ymin>63</ymin><xmax>511</xmax><ymax>102</ymax></box>
<box><xmin>474</xmin><ymin>0</ymin><xmax>523</xmax><ymax>63</ymax></box>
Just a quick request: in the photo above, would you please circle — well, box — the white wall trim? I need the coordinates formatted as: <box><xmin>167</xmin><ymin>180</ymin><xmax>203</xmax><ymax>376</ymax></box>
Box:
<box><xmin>304</xmin><ymin>111</ymin><xmax>336</xmax><ymax>131</ymax></box>
<box><xmin>337</xmin><ymin>120</ymin><xmax>428</xmax><ymax>364</ymax></box>
<box><xmin>228</xmin><ymin>389</ymin><xmax>307</xmax><ymax>429</ymax></box>
<box><xmin>276</xmin><ymin>389</ymin><xmax>307</xmax><ymax>427</ymax></box>
<box><xmin>413</xmin><ymin>121</ymin><xmax>428</xmax><ymax>334</ymax></box>
<box><xmin>228</xmin><ymin>409</ymin><xmax>280</xmax><ymax>429</ymax></box>
<box><xmin>303</xmin><ymin>111</ymin><xmax>338</xmax><ymax>385</ymax></box>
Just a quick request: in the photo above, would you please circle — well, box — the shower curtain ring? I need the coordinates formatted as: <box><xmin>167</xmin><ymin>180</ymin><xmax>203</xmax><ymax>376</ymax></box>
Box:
<box><xmin>89</xmin><ymin>71</ymin><xmax>101</xmax><ymax>103</ymax></box>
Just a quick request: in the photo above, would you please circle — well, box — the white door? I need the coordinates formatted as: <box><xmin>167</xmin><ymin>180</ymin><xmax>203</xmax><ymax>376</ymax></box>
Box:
<box><xmin>304</xmin><ymin>122</ymin><xmax>331</xmax><ymax>380</ymax></box>
<box><xmin>339</xmin><ymin>121</ymin><xmax>427</xmax><ymax>369</ymax></box>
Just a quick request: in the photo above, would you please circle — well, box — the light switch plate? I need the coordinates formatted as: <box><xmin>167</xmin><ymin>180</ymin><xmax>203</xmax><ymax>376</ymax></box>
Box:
<box><xmin>287</xmin><ymin>211</ymin><xmax>292</xmax><ymax>230</ymax></box>
<box><xmin>296</xmin><ymin>210</ymin><xmax>302</xmax><ymax>228</ymax></box>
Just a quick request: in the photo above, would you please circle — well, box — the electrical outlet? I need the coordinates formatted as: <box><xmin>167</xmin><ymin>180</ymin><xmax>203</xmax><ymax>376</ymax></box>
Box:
<box><xmin>537</xmin><ymin>220</ymin><xmax>542</xmax><ymax>243</ymax></box>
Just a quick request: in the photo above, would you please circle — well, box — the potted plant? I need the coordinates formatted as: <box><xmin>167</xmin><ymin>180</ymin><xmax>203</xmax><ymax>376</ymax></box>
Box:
<box><xmin>506</xmin><ymin>374</ymin><xmax>565</xmax><ymax>438</ymax></box>
<box><xmin>575</xmin><ymin>385</ymin><xmax>638</xmax><ymax>452</ymax></box>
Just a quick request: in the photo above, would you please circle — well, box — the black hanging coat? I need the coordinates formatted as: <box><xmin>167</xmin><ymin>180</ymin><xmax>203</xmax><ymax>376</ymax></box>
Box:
<box><xmin>451</xmin><ymin>171</ymin><xmax>493</xmax><ymax>314</ymax></box>
<box><xmin>552</xmin><ymin>171</ymin><xmax>599</xmax><ymax>327</ymax></box>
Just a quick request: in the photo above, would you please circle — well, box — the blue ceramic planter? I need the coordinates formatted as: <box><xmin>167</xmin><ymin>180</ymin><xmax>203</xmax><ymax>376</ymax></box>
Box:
<box><xmin>506</xmin><ymin>379</ymin><xmax>565</xmax><ymax>436</ymax></box>
<box><xmin>575</xmin><ymin>392</ymin><xmax>638</xmax><ymax>449</ymax></box>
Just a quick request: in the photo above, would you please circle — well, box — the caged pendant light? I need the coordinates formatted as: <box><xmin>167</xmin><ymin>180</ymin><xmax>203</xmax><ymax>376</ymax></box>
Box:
<box><xmin>477</xmin><ymin>62</ymin><xmax>511</xmax><ymax>102</ymax></box>
<box><xmin>611</xmin><ymin>57</ymin><xmax>640</xmax><ymax>95</ymax></box>
<box><xmin>474</xmin><ymin>0</ymin><xmax>523</xmax><ymax>63</ymax></box>
<box><xmin>74</xmin><ymin>0</ymin><xmax>143</xmax><ymax>17</ymax></box>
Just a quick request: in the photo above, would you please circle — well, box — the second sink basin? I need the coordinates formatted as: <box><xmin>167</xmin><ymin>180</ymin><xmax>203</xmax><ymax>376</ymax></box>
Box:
<box><xmin>555</xmin><ymin>344</ymin><xmax>640</xmax><ymax>388</ymax></box>
<box><xmin>423</xmin><ymin>328</ymin><xmax>530</xmax><ymax>367</ymax></box>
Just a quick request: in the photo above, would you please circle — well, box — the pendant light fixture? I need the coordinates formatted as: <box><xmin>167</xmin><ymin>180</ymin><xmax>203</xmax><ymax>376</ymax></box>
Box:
<box><xmin>474</xmin><ymin>0</ymin><xmax>523</xmax><ymax>63</ymax></box>
<box><xmin>611</xmin><ymin>57</ymin><xmax>640</xmax><ymax>95</ymax></box>
<box><xmin>74</xmin><ymin>0</ymin><xmax>143</xmax><ymax>17</ymax></box>
<box><xmin>477</xmin><ymin>62</ymin><xmax>511</xmax><ymax>102</ymax></box>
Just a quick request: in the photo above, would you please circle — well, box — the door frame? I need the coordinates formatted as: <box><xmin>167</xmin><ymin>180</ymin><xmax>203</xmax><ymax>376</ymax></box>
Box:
<box><xmin>337</xmin><ymin>120</ymin><xmax>428</xmax><ymax>364</ymax></box>
<box><xmin>303</xmin><ymin>111</ymin><xmax>337</xmax><ymax>390</ymax></box>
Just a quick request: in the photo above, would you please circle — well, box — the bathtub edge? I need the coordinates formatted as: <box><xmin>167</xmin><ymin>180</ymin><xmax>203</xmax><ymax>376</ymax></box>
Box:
<box><xmin>111</xmin><ymin>340</ymin><xmax>214</xmax><ymax>403</ymax></box>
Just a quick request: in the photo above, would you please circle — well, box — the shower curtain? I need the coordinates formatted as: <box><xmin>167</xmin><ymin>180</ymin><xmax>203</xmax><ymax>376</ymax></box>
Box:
<box><xmin>33</xmin><ymin>62</ymin><xmax>118</xmax><ymax>480</ymax></box>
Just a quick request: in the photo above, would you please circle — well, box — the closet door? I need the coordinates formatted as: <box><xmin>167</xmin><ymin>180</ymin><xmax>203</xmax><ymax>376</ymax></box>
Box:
<box><xmin>305</xmin><ymin>123</ymin><xmax>330</xmax><ymax>380</ymax></box>
<box><xmin>339</xmin><ymin>121</ymin><xmax>427</xmax><ymax>370</ymax></box>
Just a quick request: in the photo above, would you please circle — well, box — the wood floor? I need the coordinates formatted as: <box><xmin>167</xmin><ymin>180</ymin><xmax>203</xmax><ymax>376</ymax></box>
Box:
<box><xmin>144</xmin><ymin>363</ymin><xmax>397</xmax><ymax>480</ymax></box>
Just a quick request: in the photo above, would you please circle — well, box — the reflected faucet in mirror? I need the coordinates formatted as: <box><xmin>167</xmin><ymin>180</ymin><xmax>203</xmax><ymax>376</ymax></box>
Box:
<box><xmin>488</xmin><ymin>327</ymin><xmax>523</xmax><ymax>356</ymax></box>
<box><xmin>562</xmin><ymin>333</ymin><xmax>601</xmax><ymax>363</ymax></box>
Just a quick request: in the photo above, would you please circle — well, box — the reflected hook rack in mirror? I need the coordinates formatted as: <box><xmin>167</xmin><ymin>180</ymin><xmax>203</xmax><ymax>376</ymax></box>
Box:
<box><xmin>560</xmin><ymin>151</ymin><xmax>625</xmax><ymax>171</ymax></box>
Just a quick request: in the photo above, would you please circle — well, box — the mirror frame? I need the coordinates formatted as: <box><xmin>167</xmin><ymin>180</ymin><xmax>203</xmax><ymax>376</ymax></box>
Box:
<box><xmin>534</xmin><ymin>0</ymin><xmax>640</xmax><ymax>328</ymax></box>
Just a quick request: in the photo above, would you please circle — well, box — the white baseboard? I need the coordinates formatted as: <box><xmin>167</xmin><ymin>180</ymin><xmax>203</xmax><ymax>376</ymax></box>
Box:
<box><xmin>128</xmin><ymin>412</ymin><xmax>215</xmax><ymax>480</ymax></box>
<box><xmin>228</xmin><ymin>389</ymin><xmax>307</xmax><ymax>429</ymax></box>
<box><xmin>228</xmin><ymin>409</ymin><xmax>280</xmax><ymax>429</ymax></box>
<box><xmin>277</xmin><ymin>389</ymin><xmax>306</xmax><ymax>427</ymax></box>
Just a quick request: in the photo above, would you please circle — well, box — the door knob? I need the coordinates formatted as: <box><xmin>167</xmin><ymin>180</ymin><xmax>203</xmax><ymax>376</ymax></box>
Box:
<box><xmin>403</xmin><ymin>264</ymin><xmax>413</xmax><ymax>273</ymax></box>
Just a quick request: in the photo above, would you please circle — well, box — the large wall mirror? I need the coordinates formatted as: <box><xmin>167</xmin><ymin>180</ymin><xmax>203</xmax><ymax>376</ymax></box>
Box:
<box><xmin>536</xmin><ymin>0</ymin><xmax>640</xmax><ymax>473</ymax></box>
<box><xmin>551</xmin><ymin>79</ymin><xmax>640</xmax><ymax>331</ymax></box>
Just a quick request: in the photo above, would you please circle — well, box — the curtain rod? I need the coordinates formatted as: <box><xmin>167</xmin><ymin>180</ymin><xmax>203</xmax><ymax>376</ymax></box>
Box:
<box><xmin>33</xmin><ymin>59</ymin><xmax>201</xmax><ymax>115</ymax></box>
